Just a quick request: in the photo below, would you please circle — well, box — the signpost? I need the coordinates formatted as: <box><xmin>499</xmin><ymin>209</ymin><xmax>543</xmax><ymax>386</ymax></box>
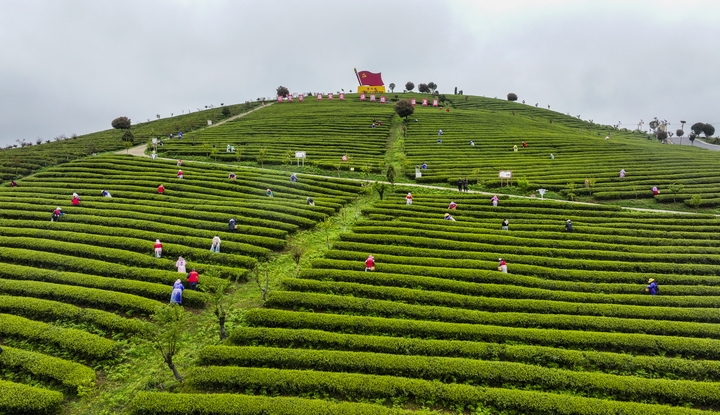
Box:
<box><xmin>295</xmin><ymin>151</ymin><xmax>306</xmax><ymax>167</ymax></box>
<box><xmin>499</xmin><ymin>170</ymin><xmax>512</xmax><ymax>187</ymax></box>
<box><xmin>537</xmin><ymin>189</ymin><xmax>547</xmax><ymax>199</ymax></box>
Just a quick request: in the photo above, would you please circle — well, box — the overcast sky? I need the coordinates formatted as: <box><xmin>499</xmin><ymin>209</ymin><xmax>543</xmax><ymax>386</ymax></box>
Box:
<box><xmin>1</xmin><ymin>0</ymin><xmax>718</xmax><ymax>147</ymax></box>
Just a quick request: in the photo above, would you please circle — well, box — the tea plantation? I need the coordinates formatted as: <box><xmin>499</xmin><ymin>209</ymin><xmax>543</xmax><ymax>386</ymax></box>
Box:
<box><xmin>2</xmin><ymin>93</ymin><xmax>720</xmax><ymax>414</ymax></box>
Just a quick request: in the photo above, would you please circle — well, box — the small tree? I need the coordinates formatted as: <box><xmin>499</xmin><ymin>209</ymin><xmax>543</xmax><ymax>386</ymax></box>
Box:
<box><xmin>418</xmin><ymin>83</ymin><xmax>429</xmax><ymax>93</ymax></box>
<box><xmin>201</xmin><ymin>277</ymin><xmax>231</xmax><ymax>341</ymax></box>
<box><xmin>689</xmin><ymin>133</ymin><xmax>697</xmax><ymax>146</ymax></box>
<box><xmin>276</xmin><ymin>86</ymin><xmax>289</xmax><ymax>97</ymax></box>
<box><xmin>507</xmin><ymin>93</ymin><xmax>518</xmax><ymax>102</ymax></box>
<box><xmin>257</xmin><ymin>147</ymin><xmax>268</xmax><ymax>169</ymax></box>
<box><xmin>289</xmin><ymin>244</ymin><xmax>306</xmax><ymax>277</ymax></box>
<box><xmin>703</xmin><ymin>123</ymin><xmax>715</xmax><ymax>137</ymax></box>
<box><xmin>438</xmin><ymin>94</ymin><xmax>447</xmax><ymax>103</ymax></box>
<box><xmin>210</xmin><ymin>147</ymin><xmax>219</xmax><ymax>161</ymax></box>
<box><xmin>372</xmin><ymin>181</ymin><xmax>386</xmax><ymax>200</ymax></box>
<box><xmin>688</xmin><ymin>194</ymin><xmax>702</xmax><ymax>211</ymax></box>
<box><xmin>389</xmin><ymin>83</ymin><xmax>396</xmax><ymax>93</ymax></box>
<box><xmin>394</xmin><ymin>100</ymin><xmax>414</xmax><ymax>120</ymax></box>
<box><xmin>152</xmin><ymin>304</ymin><xmax>187</xmax><ymax>382</ymax></box>
<box><xmin>319</xmin><ymin>218</ymin><xmax>332</xmax><ymax>249</ymax></box>
<box><xmin>691</xmin><ymin>122</ymin><xmax>705</xmax><ymax>137</ymax></box>
<box><xmin>254</xmin><ymin>264</ymin><xmax>270</xmax><ymax>302</ymax></box>
<box><xmin>405</xmin><ymin>82</ymin><xmax>415</xmax><ymax>92</ymax></box>
<box><xmin>656</xmin><ymin>130</ymin><xmax>668</xmax><ymax>142</ymax></box>
<box><xmin>566</xmin><ymin>182</ymin><xmax>576</xmax><ymax>201</ymax></box>
<box><xmin>221</xmin><ymin>106</ymin><xmax>231</xmax><ymax>117</ymax></box>
<box><xmin>428</xmin><ymin>82</ymin><xmax>437</xmax><ymax>93</ymax></box>
<box><xmin>668</xmin><ymin>182</ymin><xmax>683</xmax><ymax>203</ymax></box>
<box><xmin>385</xmin><ymin>164</ymin><xmax>396</xmax><ymax>186</ymax></box>
<box><xmin>111</xmin><ymin>116</ymin><xmax>132</xmax><ymax>130</ymax></box>
<box><xmin>361</xmin><ymin>165</ymin><xmax>371</xmax><ymax>182</ymax></box>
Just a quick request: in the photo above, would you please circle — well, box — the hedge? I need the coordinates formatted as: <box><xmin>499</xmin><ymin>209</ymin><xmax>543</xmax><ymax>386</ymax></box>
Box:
<box><xmin>0</xmin><ymin>295</ymin><xmax>151</xmax><ymax>334</ymax></box>
<box><xmin>298</xmin><ymin>268</ymin><xmax>720</xmax><ymax>301</ymax></box>
<box><xmin>0</xmin><ymin>345</ymin><xmax>95</xmax><ymax>393</ymax></box>
<box><xmin>0</xmin><ymin>262</ymin><xmax>208</xmax><ymax>307</ymax></box>
<box><xmin>281</xmin><ymin>278</ymin><xmax>720</xmax><ymax>323</ymax></box>
<box><xmin>0</xmin><ymin>379</ymin><xmax>64</xmax><ymax>415</ymax></box>
<box><xmin>265</xmin><ymin>290</ymin><xmax>720</xmax><ymax>340</ymax></box>
<box><xmin>197</xmin><ymin>345</ymin><xmax>720</xmax><ymax>407</ymax></box>
<box><xmin>186</xmin><ymin>366</ymin><xmax>710</xmax><ymax>414</ymax></box>
<box><xmin>0</xmin><ymin>313</ymin><xmax>117</xmax><ymax>359</ymax></box>
<box><xmin>245</xmin><ymin>308</ymin><xmax>720</xmax><ymax>359</ymax></box>
<box><xmin>228</xmin><ymin>327</ymin><xmax>720</xmax><ymax>381</ymax></box>
<box><xmin>0</xmin><ymin>279</ymin><xmax>163</xmax><ymax>315</ymax></box>
<box><xmin>129</xmin><ymin>392</ymin><xmax>434</xmax><ymax>415</ymax></box>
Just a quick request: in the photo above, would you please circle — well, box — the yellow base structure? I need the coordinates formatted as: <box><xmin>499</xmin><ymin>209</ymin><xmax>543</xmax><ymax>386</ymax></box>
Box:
<box><xmin>357</xmin><ymin>85</ymin><xmax>386</xmax><ymax>94</ymax></box>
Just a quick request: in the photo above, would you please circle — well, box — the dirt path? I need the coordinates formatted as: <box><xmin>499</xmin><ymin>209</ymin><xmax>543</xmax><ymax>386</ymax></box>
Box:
<box><xmin>115</xmin><ymin>103</ymin><xmax>274</xmax><ymax>157</ymax></box>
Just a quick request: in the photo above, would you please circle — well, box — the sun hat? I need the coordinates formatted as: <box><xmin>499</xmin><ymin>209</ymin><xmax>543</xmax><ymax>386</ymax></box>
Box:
<box><xmin>648</xmin><ymin>278</ymin><xmax>655</xmax><ymax>283</ymax></box>
<box><xmin>444</xmin><ymin>213</ymin><xmax>450</xmax><ymax>217</ymax></box>
<box><xmin>56</xmin><ymin>207</ymin><xmax>61</xmax><ymax>210</ymax></box>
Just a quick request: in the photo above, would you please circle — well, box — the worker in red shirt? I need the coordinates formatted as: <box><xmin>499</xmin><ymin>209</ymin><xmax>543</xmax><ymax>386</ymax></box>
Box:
<box><xmin>158</xmin><ymin>184</ymin><xmax>165</xmax><ymax>194</ymax></box>
<box><xmin>187</xmin><ymin>268</ymin><xmax>199</xmax><ymax>290</ymax></box>
<box><xmin>154</xmin><ymin>239</ymin><xmax>163</xmax><ymax>258</ymax></box>
<box><xmin>365</xmin><ymin>255</ymin><xmax>375</xmax><ymax>272</ymax></box>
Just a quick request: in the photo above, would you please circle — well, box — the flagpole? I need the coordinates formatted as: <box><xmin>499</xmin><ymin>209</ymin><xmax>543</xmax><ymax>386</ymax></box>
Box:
<box><xmin>353</xmin><ymin>68</ymin><xmax>362</xmax><ymax>86</ymax></box>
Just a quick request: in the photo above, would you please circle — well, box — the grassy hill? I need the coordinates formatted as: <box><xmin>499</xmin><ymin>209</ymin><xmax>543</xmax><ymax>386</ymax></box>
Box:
<box><xmin>3</xmin><ymin>93</ymin><xmax>720</xmax><ymax>414</ymax></box>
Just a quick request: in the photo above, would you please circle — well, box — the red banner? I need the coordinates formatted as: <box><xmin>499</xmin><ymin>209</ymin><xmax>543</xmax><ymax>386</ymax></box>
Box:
<box><xmin>411</xmin><ymin>99</ymin><xmax>416</xmax><ymax>106</ymax></box>
<box><xmin>328</xmin><ymin>93</ymin><xmax>334</xmax><ymax>100</ymax></box>
<box><xmin>370</xmin><ymin>94</ymin><xmax>376</xmax><ymax>102</ymax></box>
<box><xmin>432</xmin><ymin>99</ymin><xmax>438</xmax><ymax>107</ymax></box>
<box><xmin>357</xmin><ymin>70</ymin><xmax>384</xmax><ymax>86</ymax></box>
<box><xmin>380</xmin><ymin>96</ymin><xmax>386</xmax><ymax>104</ymax></box>
<box><xmin>360</xmin><ymin>93</ymin><xmax>366</xmax><ymax>101</ymax></box>
<box><xmin>317</xmin><ymin>94</ymin><xmax>323</xmax><ymax>101</ymax></box>
<box><xmin>422</xmin><ymin>99</ymin><xmax>428</xmax><ymax>106</ymax></box>
<box><xmin>277</xmin><ymin>96</ymin><xmax>283</xmax><ymax>102</ymax></box>
<box><xmin>299</xmin><ymin>94</ymin><xmax>304</xmax><ymax>102</ymax></box>
<box><xmin>339</xmin><ymin>93</ymin><xmax>345</xmax><ymax>100</ymax></box>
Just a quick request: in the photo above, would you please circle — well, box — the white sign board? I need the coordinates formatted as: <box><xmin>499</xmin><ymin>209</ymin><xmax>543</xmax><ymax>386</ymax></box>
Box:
<box><xmin>498</xmin><ymin>171</ymin><xmax>512</xmax><ymax>179</ymax></box>
<box><xmin>295</xmin><ymin>151</ymin><xmax>306</xmax><ymax>158</ymax></box>
<box><xmin>207</xmin><ymin>120</ymin><xmax>212</xmax><ymax>126</ymax></box>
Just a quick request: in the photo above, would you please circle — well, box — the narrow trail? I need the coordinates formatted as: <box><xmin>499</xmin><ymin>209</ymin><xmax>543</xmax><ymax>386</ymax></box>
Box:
<box><xmin>116</xmin><ymin>103</ymin><xmax>274</xmax><ymax>157</ymax></box>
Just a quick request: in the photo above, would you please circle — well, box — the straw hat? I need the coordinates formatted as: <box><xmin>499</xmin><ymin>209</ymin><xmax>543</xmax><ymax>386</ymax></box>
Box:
<box><xmin>567</xmin><ymin>219</ymin><xmax>571</xmax><ymax>222</ymax></box>
<box><xmin>444</xmin><ymin>213</ymin><xmax>450</xmax><ymax>217</ymax></box>
<box><xmin>498</xmin><ymin>258</ymin><xmax>503</xmax><ymax>261</ymax></box>
<box><xmin>56</xmin><ymin>207</ymin><xmax>61</xmax><ymax>210</ymax></box>
<box><xmin>648</xmin><ymin>278</ymin><xmax>655</xmax><ymax>283</ymax></box>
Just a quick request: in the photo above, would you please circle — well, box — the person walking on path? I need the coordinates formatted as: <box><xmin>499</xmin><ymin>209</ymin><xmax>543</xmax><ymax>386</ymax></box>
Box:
<box><xmin>228</xmin><ymin>218</ymin><xmax>237</xmax><ymax>232</ymax></box>
<box><xmin>444</xmin><ymin>213</ymin><xmax>456</xmax><ymax>221</ymax></box>
<box><xmin>210</xmin><ymin>236</ymin><xmax>221</xmax><ymax>253</ymax></box>
<box><xmin>501</xmin><ymin>219</ymin><xmax>509</xmax><ymax>231</ymax></box>
<box><xmin>457</xmin><ymin>178</ymin><xmax>463</xmax><ymax>192</ymax></box>
<box><xmin>463</xmin><ymin>178</ymin><xmax>469</xmax><ymax>192</ymax></box>
<box><xmin>51</xmin><ymin>207</ymin><xmax>63</xmax><ymax>222</ymax></box>
<box><xmin>187</xmin><ymin>269</ymin><xmax>199</xmax><ymax>290</ymax></box>
<box><xmin>365</xmin><ymin>255</ymin><xmax>375</xmax><ymax>272</ymax></box>
<box><xmin>646</xmin><ymin>278</ymin><xmax>659</xmax><ymax>295</ymax></box>
<box><xmin>176</xmin><ymin>256</ymin><xmax>187</xmax><ymax>274</ymax></box>
<box><xmin>492</xmin><ymin>195</ymin><xmax>499</xmax><ymax>207</ymax></box>
<box><xmin>158</xmin><ymin>184</ymin><xmax>165</xmax><ymax>194</ymax></box>
<box><xmin>406</xmin><ymin>192</ymin><xmax>413</xmax><ymax>205</ymax></box>
<box><xmin>170</xmin><ymin>279</ymin><xmax>184</xmax><ymax>304</ymax></box>
<box><xmin>498</xmin><ymin>258</ymin><xmax>507</xmax><ymax>273</ymax></box>
<box><xmin>154</xmin><ymin>239</ymin><xmax>163</xmax><ymax>258</ymax></box>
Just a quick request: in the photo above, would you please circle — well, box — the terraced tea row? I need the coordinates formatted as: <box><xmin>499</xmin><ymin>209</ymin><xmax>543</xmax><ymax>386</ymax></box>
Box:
<box><xmin>157</xmin><ymin>99</ymin><xmax>395</xmax><ymax>171</ymax></box>
<box><xmin>404</xmin><ymin>104</ymin><xmax>720</xmax><ymax>205</ymax></box>
<box><xmin>0</xmin><ymin>103</ymin><xmax>259</xmax><ymax>184</ymax></box>
<box><xmin>176</xmin><ymin>192</ymin><xmax>720</xmax><ymax>414</ymax></box>
<box><xmin>0</xmin><ymin>155</ymin><xmax>362</xmax><ymax>413</ymax></box>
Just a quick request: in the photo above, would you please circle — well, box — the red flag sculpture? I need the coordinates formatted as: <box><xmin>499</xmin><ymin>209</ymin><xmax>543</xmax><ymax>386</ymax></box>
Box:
<box><xmin>357</xmin><ymin>71</ymin><xmax>384</xmax><ymax>86</ymax></box>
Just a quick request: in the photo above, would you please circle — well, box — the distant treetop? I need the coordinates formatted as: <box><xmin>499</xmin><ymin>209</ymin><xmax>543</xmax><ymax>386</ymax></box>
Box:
<box><xmin>111</xmin><ymin>116</ymin><xmax>132</xmax><ymax>130</ymax></box>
